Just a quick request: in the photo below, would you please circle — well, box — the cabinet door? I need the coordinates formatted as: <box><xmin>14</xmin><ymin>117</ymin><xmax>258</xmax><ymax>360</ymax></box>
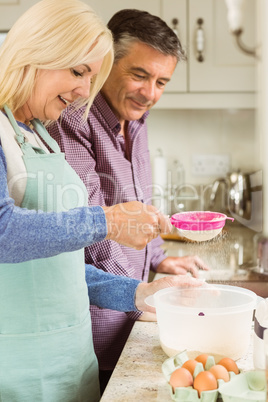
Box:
<box><xmin>188</xmin><ymin>0</ymin><xmax>256</xmax><ymax>92</ymax></box>
<box><xmin>86</xmin><ymin>0</ymin><xmax>160</xmax><ymax>23</ymax></box>
<box><xmin>161</xmin><ymin>0</ymin><xmax>187</xmax><ymax>93</ymax></box>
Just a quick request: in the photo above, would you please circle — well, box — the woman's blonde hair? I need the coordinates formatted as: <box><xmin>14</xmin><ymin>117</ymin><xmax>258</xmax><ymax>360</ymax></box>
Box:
<box><xmin>0</xmin><ymin>0</ymin><xmax>114</xmax><ymax>119</ymax></box>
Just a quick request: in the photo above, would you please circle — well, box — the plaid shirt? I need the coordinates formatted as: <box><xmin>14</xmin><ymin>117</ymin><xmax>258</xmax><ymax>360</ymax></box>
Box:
<box><xmin>48</xmin><ymin>92</ymin><xmax>165</xmax><ymax>370</ymax></box>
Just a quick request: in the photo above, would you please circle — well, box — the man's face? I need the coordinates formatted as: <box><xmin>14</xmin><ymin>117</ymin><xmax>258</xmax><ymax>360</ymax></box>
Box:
<box><xmin>101</xmin><ymin>41</ymin><xmax>177</xmax><ymax>125</ymax></box>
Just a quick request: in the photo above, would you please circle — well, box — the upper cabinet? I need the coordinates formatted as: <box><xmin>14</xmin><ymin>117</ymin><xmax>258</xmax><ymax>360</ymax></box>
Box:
<box><xmin>160</xmin><ymin>0</ymin><xmax>257</xmax><ymax>108</ymax></box>
<box><xmin>80</xmin><ymin>0</ymin><xmax>258</xmax><ymax>109</ymax></box>
<box><xmin>161</xmin><ymin>0</ymin><xmax>188</xmax><ymax>93</ymax></box>
<box><xmin>188</xmin><ymin>0</ymin><xmax>256</xmax><ymax>93</ymax></box>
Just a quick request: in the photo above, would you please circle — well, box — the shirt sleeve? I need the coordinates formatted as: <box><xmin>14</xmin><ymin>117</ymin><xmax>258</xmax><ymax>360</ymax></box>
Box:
<box><xmin>149</xmin><ymin>235</ymin><xmax>167</xmax><ymax>272</ymax></box>
<box><xmin>0</xmin><ymin>145</ymin><xmax>107</xmax><ymax>263</ymax></box>
<box><xmin>85</xmin><ymin>263</ymin><xmax>141</xmax><ymax>312</ymax></box>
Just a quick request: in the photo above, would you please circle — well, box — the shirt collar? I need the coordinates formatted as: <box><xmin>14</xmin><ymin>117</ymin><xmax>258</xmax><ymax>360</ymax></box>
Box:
<box><xmin>95</xmin><ymin>92</ymin><xmax>150</xmax><ymax>135</ymax></box>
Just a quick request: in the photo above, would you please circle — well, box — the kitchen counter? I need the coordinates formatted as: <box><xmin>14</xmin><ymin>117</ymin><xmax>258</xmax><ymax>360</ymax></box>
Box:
<box><xmin>100</xmin><ymin>224</ymin><xmax>264</xmax><ymax>401</ymax></box>
<box><xmin>160</xmin><ymin>223</ymin><xmax>268</xmax><ymax>298</ymax></box>
<box><xmin>100</xmin><ymin>321</ymin><xmax>254</xmax><ymax>401</ymax></box>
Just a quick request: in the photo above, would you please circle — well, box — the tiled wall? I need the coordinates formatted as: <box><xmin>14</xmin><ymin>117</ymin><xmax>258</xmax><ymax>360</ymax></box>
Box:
<box><xmin>148</xmin><ymin>108</ymin><xmax>258</xmax><ymax>186</ymax></box>
<box><xmin>148</xmin><ymin>108</ymin><xmax>259</xmax><ymax>213</ymax></box>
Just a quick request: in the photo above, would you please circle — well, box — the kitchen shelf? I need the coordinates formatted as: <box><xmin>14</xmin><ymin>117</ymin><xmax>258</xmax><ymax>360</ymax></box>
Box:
<box><xmin>155</xmin><ymin>93</ymin><xmax>256</xmax><ymax>110</ymax></box>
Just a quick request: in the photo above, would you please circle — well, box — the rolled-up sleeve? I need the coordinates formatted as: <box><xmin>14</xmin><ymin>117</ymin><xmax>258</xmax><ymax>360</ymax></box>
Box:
<box><xmin>85</xmin><ymin>263</ymin><xmax>141</xmax><ymax>312</ymax></box>
<box><xmin>149</xmin><ymin>235</ymin><xmax>167</xmax><ymax>272</ymax></box>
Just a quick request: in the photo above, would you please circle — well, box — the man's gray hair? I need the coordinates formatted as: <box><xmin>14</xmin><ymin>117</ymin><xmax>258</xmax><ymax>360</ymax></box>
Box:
<box><xmin>107</xmin><ymin>9</ymin><xmax>186</xmax><ymax>64</ymax></box>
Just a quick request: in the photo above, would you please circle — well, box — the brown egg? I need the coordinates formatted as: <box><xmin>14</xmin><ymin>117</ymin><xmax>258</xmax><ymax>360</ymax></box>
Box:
<box><xmin>182</xmin><ymin>359</ymin><xmax>198</xmax><ymax>376</ymax></box>
<box><xmin>217</xmin><ymin>357</ymin><xmax>239</xmax><ymax>374</ymax></box>
<box><xmin>193</xmin><ymin>371</ymin><xmax>218</xmax><ymax>397</ymax></box>
<box><xmin>209</xmin><ymin>364</ymin><xmax>230</xmax><ymax>382</ymax></box>
<box><xmin>169</xmin><ymin>367</ymin><xmax>193</xmax><ymax>392</ymax></box>
<box><xmin>195</xmin><ymin>353</ymin><xmax>209</xmax><ymax>369</ymax></box>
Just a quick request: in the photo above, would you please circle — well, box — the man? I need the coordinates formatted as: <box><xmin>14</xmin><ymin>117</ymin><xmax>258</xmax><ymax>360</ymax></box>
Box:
<box><xmin>49</xmin><ymin>9</ymin><xmax>208</xmax><ymax>392</ymax></box>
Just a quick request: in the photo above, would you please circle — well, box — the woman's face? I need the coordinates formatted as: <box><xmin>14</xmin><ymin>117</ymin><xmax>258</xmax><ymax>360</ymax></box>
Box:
<box><xmin>16</xmin><ymin>59</ymin><xmax>103</xmax><ymax>123</ymax></box>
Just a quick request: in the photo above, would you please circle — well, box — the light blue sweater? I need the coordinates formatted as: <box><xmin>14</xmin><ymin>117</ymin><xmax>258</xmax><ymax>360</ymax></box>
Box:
<box><xmin>0</xmin><ymin>145</ymin><xmax>140</xmax><ymax>311</ymax></box>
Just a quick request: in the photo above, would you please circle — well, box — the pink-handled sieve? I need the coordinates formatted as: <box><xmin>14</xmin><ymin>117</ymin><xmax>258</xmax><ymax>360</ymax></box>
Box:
<box><xmin>170</xmin><ymin>211</ymin><xmax>234</xmax><ymax>241</ymax></box>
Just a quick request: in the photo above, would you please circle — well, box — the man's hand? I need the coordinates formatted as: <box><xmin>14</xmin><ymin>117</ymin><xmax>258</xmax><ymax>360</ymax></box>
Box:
<box><xmin>135</xmin><ymin>275</ymin><xmax>205</xmax><ymax>313</ymax></box>
<box><xmin>156</xmin><ymin>256</ymin><xmax>209</xmax><ymax>278</ymax></box>
<box><xmin>103</xmin><ymin>201</ymin><xmax>172</xmax><ymax>250</ymax></box>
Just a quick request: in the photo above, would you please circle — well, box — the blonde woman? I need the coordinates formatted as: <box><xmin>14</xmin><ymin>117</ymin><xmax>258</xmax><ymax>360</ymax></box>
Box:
<box><xmin>0</xmin><ymin>1</ymin><xmax>203</xmax><ymax>400</ymax></box>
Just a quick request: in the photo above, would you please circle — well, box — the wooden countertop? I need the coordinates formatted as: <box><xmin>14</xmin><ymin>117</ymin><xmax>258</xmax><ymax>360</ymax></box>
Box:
<box><xmin>100</xmin><ymin>321</ymin><xmax>254</xmax><ymax>401</ymax></box>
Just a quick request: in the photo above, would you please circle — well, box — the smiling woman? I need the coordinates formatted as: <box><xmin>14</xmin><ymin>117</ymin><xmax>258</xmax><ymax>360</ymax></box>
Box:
<box><xmin>0</xmin><ymin>1</ymin><xmax>114</xmax><ymax>401</ymax></box>
<box><xmin>0</xmin><ymin>0</ymin><xmax>192</xmax><ymax>400</ymax></box>
<box><xmin>0</xmin><ymin>0</ymin><xmax>114</xmax><ymax>120</ymax></box>
<box><xmin>0</xmin><ymin>1</ymin><xmax>203</xmax><ymax>401</ymax></box>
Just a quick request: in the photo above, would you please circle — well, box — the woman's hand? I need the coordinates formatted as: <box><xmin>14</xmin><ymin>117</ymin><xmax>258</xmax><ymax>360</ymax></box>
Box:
<box><xmin>135</xmin><ymin>275</ymin><xmax>205</xmax><ymax>313</ymax></box>
<box><xmin>103</xmin><ymin>201</ymin><xmax>172</xmax><ymax>250</ymax></box>
<box><xmin>137</xmin><ymin>312</ymin><xmax>157</xmax><ymax>322</ymax></box>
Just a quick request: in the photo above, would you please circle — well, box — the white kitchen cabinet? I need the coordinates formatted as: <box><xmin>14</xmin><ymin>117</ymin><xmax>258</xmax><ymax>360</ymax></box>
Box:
<box><xmin>161</xmin><ymin>0</ymin><xmax>188</xmax><ymax>93</ymax></box>
<box><xmin>164</xmin><ymin>0</ymin><xmax>257</xmax><ymax>94</ymax></box>
<box><xmin>188</xmin><ymin>0</ymin><xmax>256</xmax><ymax>93</ymax></box>
<box><xmin>159</xmin><ymin>0</ymin><xmax>257</xmax><ymax>108</ymax></box>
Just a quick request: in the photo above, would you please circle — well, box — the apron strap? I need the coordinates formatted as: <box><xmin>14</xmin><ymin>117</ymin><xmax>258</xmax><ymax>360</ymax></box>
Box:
<box><xmin>4</xmin><ymin>105</ymin><xmax>42</xmax><ymax>156</ymax></box>
<box><xmin>3</xmin><ymin>105</ymin><xmax>61</xmax><ymax>155</ymax></box>
<box><xmin>3</xmin><ymin>104</ymin><xmax>26</xmax><ymax>146</ymax></box>
<box><xmin>31</xmin><ymin>119</ymin><xmax>61</xmax><ymax>154</ymax></box>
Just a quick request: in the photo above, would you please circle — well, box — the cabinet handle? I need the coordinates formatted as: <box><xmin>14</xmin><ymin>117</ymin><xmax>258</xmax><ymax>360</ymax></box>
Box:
<box><xmin>171</xmin><ymin>18</ymin><xmax>179</xmax><ymax>36</ymax></box>
<box><xmin>195</xmin><ymin>18</ymin><xmax>205</xmax><ymax>62</ymax></box>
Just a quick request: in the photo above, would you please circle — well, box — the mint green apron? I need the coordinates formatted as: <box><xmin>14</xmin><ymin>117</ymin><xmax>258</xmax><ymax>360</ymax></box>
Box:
<box><xmin>0</xmin><ymin>106</ymin><xmax>100</xmax><ymax>402</ymax></box>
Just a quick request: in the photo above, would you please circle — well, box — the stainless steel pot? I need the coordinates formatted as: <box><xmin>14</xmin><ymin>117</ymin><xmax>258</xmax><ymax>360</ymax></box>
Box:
<box><xmin>209</xmin><ymin>170</ymin><xmax>262</xmax><ymax>230</ymax></box>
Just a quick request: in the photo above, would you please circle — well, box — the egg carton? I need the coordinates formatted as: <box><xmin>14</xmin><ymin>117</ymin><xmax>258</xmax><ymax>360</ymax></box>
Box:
<box><xmin>162</xmin><ymin>350</ymin><xmax>237</xmax><ymax>402</ymax></box>
<box><xmin>218</xmin><ymin>370</ymin><xmax>266</xmax><ymax>402</ymax></box>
